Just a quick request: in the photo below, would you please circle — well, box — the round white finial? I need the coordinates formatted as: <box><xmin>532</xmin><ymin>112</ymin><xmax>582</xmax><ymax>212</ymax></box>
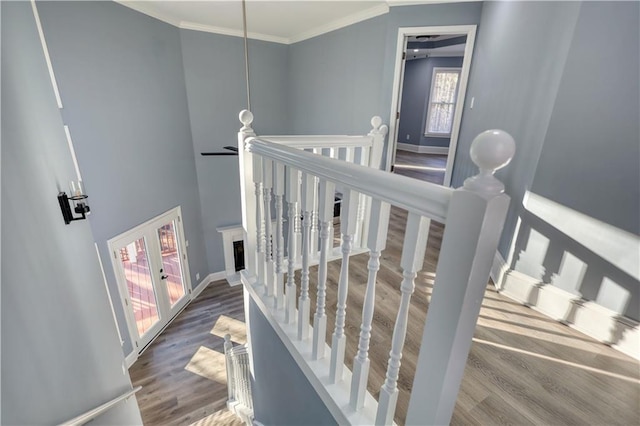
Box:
<box><xmin>239</xmin><ymin>109</ymin><xmax>254</xmax><ymax>126</ymax></box>
<box><xmin>464</xmin><ymin>129</ymin><xmax>515</xmax><ymax>196</ymax></box>
<box><xmin>371</xmin><ymin>116</ymin><xmax>382</xmax><ymax>130</ymax></box>
<box><xmin>469</xmin><ymin>129</ymin><xmax>515</xmax><ymax>173</ymax></box>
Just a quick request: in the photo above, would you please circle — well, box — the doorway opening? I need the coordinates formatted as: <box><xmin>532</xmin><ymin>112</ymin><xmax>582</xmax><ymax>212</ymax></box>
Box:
<box><xmin>108</xmin><ymin>206</ymin><xmax>192</xmax><ymax>354</ymax></box>
<box><xmin>386</xmin><ymin>26</ymin><xmax>476</xmax><ymax>187</ymax></box>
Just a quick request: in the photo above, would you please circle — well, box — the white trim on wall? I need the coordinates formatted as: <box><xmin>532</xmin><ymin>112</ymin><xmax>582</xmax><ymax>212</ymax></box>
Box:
<box><xmin>387</xmin><ymin>25</ymin><xmax>477</xmax><ymax>189</ymax></box>
<box><xmin>491</xmin><ymin>251</ymin><xmax>639</xmax><ymax>361</ymax></box>
<box><xmin>115</xmin><ymin>1</ymin><xmax>389</xmax><ymax>45</ymax></box>
<box><xmin>396</xmin><ymin>142</ymin><xmax>449</xmax><ymax>155</ymax></box>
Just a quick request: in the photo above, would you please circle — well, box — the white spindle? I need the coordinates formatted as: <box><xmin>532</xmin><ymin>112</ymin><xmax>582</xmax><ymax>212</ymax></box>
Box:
<box><xmin>285</xmin><ymin>166</ymin><xmax>300</xmax><ymax>324</ymax></box>
<box><xmin>350</xmin><ymin>199</ymin><xmax>390</xmax><ymax>410</ymax></box>
<box><xmin>224</xmin><ymin>334</ymin><xmax>235</xmax><ymax>404</ymax></box>
<box><xmin>274</xmin><ymin>162</ymin><xmax>286</xmax><ymax>309</ymax></box>
<box><xmin>310</xmin><ymin>148</ymin><xmax>321</xmax><ymax>257</ymax></box>
<box><xmin>406</xmin><ymin>130</ymin><xmax>514</xmax><ymax>426</ymax></box>
<box><xmin>354</xmin><ymin>145</ymin><xmax>371</xmax><ymax>249</ymax></box>
<box><xmin>312</xmin><ymin>176</ymin><xmax>336</xmax><ymax>360</ymax></box>
<box><xmin>237</xmin><ymin>111</ymin><xmax>257</xmax><ymax>281</ymax></box>
<box><xmin>376</xmin><ymin>213</ymin><xmax>431</xmax><ymax>425</ymax></box>
<box><xmin>298</xmin><ymin>172</ymin><xmax>316</xmax><ymax>340</ymax></box>
<box><xmin>253</xmin><ymin>146</ymin><xmax>266</xmax><ymax>289</ymax></box>
<box><xmin>329</xmin><ymin>188</ymin><xmax>360</xmax><ymax>384</ymax></box>
<box><xmin>263</xmin><ymin>158</ymin><xmax>275</xmax><ymax>297</ymax></box>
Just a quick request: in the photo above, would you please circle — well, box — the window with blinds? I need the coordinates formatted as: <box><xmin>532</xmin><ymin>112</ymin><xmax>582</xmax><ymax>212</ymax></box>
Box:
<box><xmin>424</xmin><ymin>67</ymin><xmax>461</xmax><ymax>137</ymax></box>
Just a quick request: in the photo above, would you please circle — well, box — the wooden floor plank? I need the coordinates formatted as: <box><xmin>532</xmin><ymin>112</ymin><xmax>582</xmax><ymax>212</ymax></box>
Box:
<box><xmin>131</xmin><ymin>205</ymin><xmax>639</xmax><ymax>425</ymax></box>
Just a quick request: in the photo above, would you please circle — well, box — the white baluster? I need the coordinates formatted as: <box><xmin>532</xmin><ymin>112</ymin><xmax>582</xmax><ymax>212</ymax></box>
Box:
<box><xmin>224</xmin><ymin>334</ymin><xmax>235</xmax><ymax>404</ymax></box>
<box><xmin>263</xmin><ymin>158</ymin><xmax>275</xmax><ymax>298</ymax></box>
<box><xmin>285</xmin><ymin>167</ymin><xmax>300</xmax><ymax>324</ymax></box>
<box><xmin>310</xmin><ymin>148</ymin><xmax>321</xmax><ymax>258</ymax></box>
<box><xmin>313</xmin><ymin>175</ymin><xmax>336</xmax><ymax>360</ymax></box>
<box><xmin>253</xmin><ymin>152</ymin><xmax>266</xmax><ymax>290</ymax></box>
<box><xmin>274</xmin><ymin>162</ymin><xmax>285</xmax><ymax>309</ymax></box>
<box><xmin>350</xmin><ymin>199</ymin><xmax>390</xmax><ymax>410</ymax></box>
<box><xmin>237</xmin><ymin>110</ymin><xmax>257</xmax><ymax>281</ymax></box>
<box><xmin>298</xmin><ymin>172</ymin><xmax>316</xmax><ymax>340</ymax></box>
<box><xmin>376</xmin><ymin>213</ymin><xmax>431</xmax><ymax>426</ymax></box>
<box><xmin>406</xmin><ymin>130</ymin><xmax>514</xmax><ymax>426</ymax></box>
<box><xmin>329</xmin><ymin>188</ymin><xmax>360</xmax><ymax>384</ymax></box>
<box><xmin>354</xmin><ymin>146</ymin><xmax>371</xmax><ymax>249</ymax></box>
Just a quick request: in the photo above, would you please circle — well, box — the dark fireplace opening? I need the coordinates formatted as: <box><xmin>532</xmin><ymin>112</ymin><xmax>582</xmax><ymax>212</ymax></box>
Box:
<box><xmin>233</xmin><ymin>240</ymin><xmax>245</xmax><ymax>272</ymax></box>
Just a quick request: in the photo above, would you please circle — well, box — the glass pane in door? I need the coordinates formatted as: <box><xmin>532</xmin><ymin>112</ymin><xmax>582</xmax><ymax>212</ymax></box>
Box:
<box><xmin>157</xmin><ymin>221</ymin><xmax>186</xmax><ymax>307</ymax></box>
<box><xmin>119</xmin><ymin>238</ymin><xmax>160</xmax><ymax>336</ymax></box>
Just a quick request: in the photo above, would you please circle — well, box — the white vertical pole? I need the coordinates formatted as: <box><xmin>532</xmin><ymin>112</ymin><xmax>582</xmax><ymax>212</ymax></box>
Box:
<box><xmin>310</xmin><ymin>148</ymin><xmax>321</xmax><ymax>258</ymax></box>
<box><xmin>253</xmin><ymin>154</ymin><xmax>266</xmax><ymax>290</ymax></box>
<box><xmin>350</xmin><ymin>199</ymin><xmax>390</xmax><ymax>410</ymax></box>
<box><xmin>298</xmin><ymin>172</ymin><xmax>316</xmax><ymax>340</ymax></box>
<box><xmin>262</xmin><ymin>158</ymin><xmax>275</xmax><ymax>297</ymax></box>
<box><xmin>237</xmin><ymin>111</ymin><xmax>257</xmax><ymax>281</ymax></box>
<box><xmin>405</xmin><ymin>130</ymin><xmax>515</xmax><ymax>426</ymax></box>
<box><xmin>376</xmin><ymin>213</ymin><xmax>431</xmax><ymax>426</ymax></box>
<box><xmin>329</xmin><ymin>188</ymin><xmax>360</xmax><ymax>384</ymax></box>
<box><xmin>313</xmin><ymin>175</ymin><xmax>336</xmax><ymax>360</ymax></box>
<box><xmin>285</xmin><ymin>167</ymin><xmax>300</xmax><ymax>324</ymax></box>
<box><xmin>274</xmin><ymin>162</ymin><xmax>286</xmax><ymax>310</ymax></box>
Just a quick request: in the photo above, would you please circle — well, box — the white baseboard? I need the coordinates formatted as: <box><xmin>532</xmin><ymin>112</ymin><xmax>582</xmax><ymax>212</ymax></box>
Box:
<box><xmin>191</xmin><ymin>271</ymin><xmax>227</xmax><ymax>300</ymax></box>
<box><xmin>499</xmin><ymin>266</ymin><xmax>639</xmax><ymax>360</ymax></box>
<box><xmin>125</xmin><ymin>350</ymin><xmax>138</xmax><ymax>368</ymax></box>
<box><xmin>396</xmin><ymin>142</ymin><xmax>449</xmax><ymax>155</ymax></box>
<box><xmin>490</xmin><ymin>251</ymin><xmax>508</xmax><ymax>290</ymax></box>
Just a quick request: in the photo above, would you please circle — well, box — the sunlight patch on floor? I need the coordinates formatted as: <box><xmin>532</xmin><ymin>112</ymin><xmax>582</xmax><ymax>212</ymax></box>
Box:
<box><xmin>211</xmin><ymin>314</ymin><xmax>247</xmax><ymax>344</ymax></box>
<box><xmin>472</xmin><ymin>337</ymin><xmax>640</xmax><ymax>384</ymax></box>
<box><xmin>185</xmin><ymin>346</ymin><xmax>228</xmax><ymax>383</ymax></box>
<box><xmin>189</xmin><ymin>408</ymin><xmax>242</xmax><ymax>426</ymax></box>
<box><xmin>393</xmin><ymin>164</ymin><xmax>446</xmax><ymax>172</ymax></box>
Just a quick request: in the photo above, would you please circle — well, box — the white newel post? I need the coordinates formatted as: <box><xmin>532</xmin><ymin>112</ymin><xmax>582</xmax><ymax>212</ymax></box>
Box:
<box><xmin>350</xmin><ymin>199</ymin><xmax>391</xmax><ymax>410</ymax></box>
<box><xmin>263</xmin><ymin>158</ymin><xmax>275</xmax><ymax>297</ymax></box>
<box><xmin>274</xmin><ymin>162</ymin><xmax>285</xmax><ymax>309</ymax></box>
<box><xmin>238</xmin><ymin>110</ymin><xmax>257</xmax><ymax>281</ymax></box>
<box><xmin>376</xmin><ymin>213</ymin><xmax>431</xmax><ymax>426</ymax></box>
<box><xmin>313</xmin><ymin>176</ymin><xmax>336</xmax><ymax>360</ymax></box>
<box><xmin>329</xmin><ymin>188</ymin><xmax>360</xmax><ymax>384</ymax></box>
<box><xmin>298</xmin><ymin>172</ymin><xmax>317</xmax><ymax>340</ymax></box>
<box><xmin>405</xmin><ymin>130</ymin><xmax>515</xmax><ymax>426</ymax></box>
<box><xmin>285</xmin><ymin>166</ymin><xmax>301</xmax><ymax>324</ymax></box>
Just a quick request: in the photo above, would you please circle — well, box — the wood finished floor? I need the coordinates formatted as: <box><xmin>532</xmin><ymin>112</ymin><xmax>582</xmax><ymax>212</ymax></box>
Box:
<box><xmin>131</xmin><ymin>207</ymin><xmax>640</xmax><ymax>426</ymax></box>
<box><xmin>393</xmin><ymin>151</ymin><xmax>447</xmax><ymax>184</ymax></box>
<box><xmin>130</xmin><ymin>282</ymin><xmax>245</xmax><ymax>426</ymax></box>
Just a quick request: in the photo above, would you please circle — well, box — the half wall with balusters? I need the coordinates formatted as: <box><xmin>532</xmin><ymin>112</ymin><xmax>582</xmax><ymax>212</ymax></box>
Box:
<box><xmin>236</xmin><ymin>109</ymin><xmax>515</xmax><ymax>425</ymax></box>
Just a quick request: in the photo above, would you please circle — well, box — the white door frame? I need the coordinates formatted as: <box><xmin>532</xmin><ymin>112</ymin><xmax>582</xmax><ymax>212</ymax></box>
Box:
<box><xmin>386</xmin><ymin>25</ymin><xmax>477</xmax><ymax>187</ymax></box>
<box><xmin>108</xmin><ymin>206</ymin><xmax>192</xmax><ymax>356</ymax></box>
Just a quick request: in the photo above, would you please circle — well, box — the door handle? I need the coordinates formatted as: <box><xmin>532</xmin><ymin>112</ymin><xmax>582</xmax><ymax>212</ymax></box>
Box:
<box><xmin>161</xmin><ymin>275</ymin><xmax>168</xmax><ymax>280</ymax></box>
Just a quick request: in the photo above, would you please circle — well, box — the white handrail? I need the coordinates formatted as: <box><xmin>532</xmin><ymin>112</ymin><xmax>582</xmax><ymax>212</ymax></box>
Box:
<box><xmin>58</xmin><ymin>386</ymin><xmax>142</xmax><ymax>426</ymax></box>
<box><xmin>260</xmin><ymin>135</ymin><xmax>374</xmax><ymax>149</ymax></box>
<box><xmin>247</xmin><ymin>137</ymin><xmax>453</xmax><ymax>223</ymax></box>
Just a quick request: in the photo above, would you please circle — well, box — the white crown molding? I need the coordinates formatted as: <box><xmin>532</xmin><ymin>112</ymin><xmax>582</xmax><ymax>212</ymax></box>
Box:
<box><xmin>288</xmin><ymin>3</ymin><xmax>390</xmax><ymax>44</ymax></box>
<box><xmin>178</xmin><ymin>21</ymin><xmax>290</xmax><ymax>44</ymax></box>
<box><xmin>114</xmin><ymin>1</ymin><xmax>181</xmax><ymax>27</ymax></box>
<box><xmin>116</xmin><ymin>1</ymin><xmax>391</xmax><ymax>45</ymax></box>
<box><xmin>388</xmin><ymin>0</ymin><xmax>479</xmax><ymax>6</ymax></box>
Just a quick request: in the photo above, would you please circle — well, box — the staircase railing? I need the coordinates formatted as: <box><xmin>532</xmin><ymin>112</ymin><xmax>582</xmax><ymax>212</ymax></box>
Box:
<box><xmin>224</xmin><ymin>334</ymin><xmax>254</xmax><ymax>424</ymax></box>
<box><xmin>237</xmin><ymin>110</ymin><xmax>514</xmax><ymax>425</ymax></box>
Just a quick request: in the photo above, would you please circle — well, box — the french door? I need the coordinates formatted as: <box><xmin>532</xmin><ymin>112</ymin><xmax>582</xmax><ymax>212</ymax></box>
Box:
<box><xmin>108</xmin><ymin>207</ymin><xmax>191</xmax><ymax>352</ymax></box>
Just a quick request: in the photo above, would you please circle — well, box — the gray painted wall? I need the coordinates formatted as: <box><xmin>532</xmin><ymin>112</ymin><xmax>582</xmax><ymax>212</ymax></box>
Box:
<box><xmin>451</xmin><ymin>1</ymin><xmax>639</xmax><ymax>320</ymax></box>
<box><xmin>287</xmin><ymin>2</ymin><xmax>483</xmax><ymax>165</ymax></box>
<box><xmin>1</xmin><ymin>2</ymin><xmax>142</xmax><ymax>423</ymax></box>
<box><xmin>180</xmin><ymin>29</ymin><xmax>289</xmax><ymax>273</ymax></box>
<box><xmin>397</xmin><ymin>56</ymin><xmax>464</xmax><ymax>147</ymax></box>
<box><xmin>249</xmin><ymin>300</ymin><xmax>337</xmax><ymax>426</ymax></box>
<box><xmin>37</xmin><ymin>1</ymin><xmax>209</xmax><ymax>355</ymax></box>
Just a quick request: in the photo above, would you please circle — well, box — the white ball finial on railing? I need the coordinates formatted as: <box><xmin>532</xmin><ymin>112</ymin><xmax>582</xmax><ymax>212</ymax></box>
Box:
<box><xmin>239</xmin><ymin>109</ymin><xmax>254</xmax><ymax>132</ymax></box>
<box><xmin>370</xmin><ymin>116</ymin><xmax>383</xmax><ymax>131</ymax></box>
<box><xmin>464</xmin><ymin>129</ymin><xmax>515</xmax><ymax>196</ymax></box>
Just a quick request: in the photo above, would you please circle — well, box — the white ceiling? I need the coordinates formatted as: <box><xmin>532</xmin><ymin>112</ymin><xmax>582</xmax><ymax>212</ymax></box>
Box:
<box><xmin>115</xmin><ymin>0</ymin><xmax>465</xmax><ymax>44</ymax></box>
